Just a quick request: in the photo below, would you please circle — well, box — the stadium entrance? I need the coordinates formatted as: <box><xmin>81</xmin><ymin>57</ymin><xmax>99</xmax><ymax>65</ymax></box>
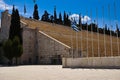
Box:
<box><xmin>51</xmin><ymin>55</ymin><xmax>62</xmax><ymax>65</ymax></box>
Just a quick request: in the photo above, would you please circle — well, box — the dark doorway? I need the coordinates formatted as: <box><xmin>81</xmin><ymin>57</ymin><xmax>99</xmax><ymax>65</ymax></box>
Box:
<box><xmin>28</xmin><ymin>58</ymin><xmax>32</xmax><ymax>64</ymax></box>
<box><xmin>51</xmin><ymin>55</ymin><xmax>62</xmax><ymax>65</ymax></box>
<box><xmin>35</xmin><ymin>56</ymin><xmax>38</xmax><ymax>64</ymax></box>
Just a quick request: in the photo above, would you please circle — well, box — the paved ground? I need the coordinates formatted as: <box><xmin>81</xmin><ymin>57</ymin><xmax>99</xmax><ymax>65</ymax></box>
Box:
<box><xmin>0</xmin><ymin>65</ymin><xmax>120</xmax><ymax>80</ymax></box>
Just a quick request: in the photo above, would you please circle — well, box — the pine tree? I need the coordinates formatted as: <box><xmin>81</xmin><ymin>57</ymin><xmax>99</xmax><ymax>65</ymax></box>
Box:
<box><xmin>33</xmin><ymin>4</ymin><xmax>39</xmax><ymax>20</ymax></box>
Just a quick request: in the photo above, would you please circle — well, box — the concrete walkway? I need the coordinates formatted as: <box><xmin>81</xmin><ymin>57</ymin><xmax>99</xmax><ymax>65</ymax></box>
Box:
<box><xmin>0</xmin><ymin>65</ymin><xmax>120</xmax><ymax>80</ymax></box>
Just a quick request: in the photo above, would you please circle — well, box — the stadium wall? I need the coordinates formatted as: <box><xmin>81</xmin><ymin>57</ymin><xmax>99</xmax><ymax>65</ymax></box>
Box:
<box><xmin>62</xmin><ymin>57</ymin><xmax>120</xmax><ymax>68</ymax></box>
<box><xmin>1</xmin><ymin>10</ymin><xmax>71</xmax><ymax>65</ymax></box>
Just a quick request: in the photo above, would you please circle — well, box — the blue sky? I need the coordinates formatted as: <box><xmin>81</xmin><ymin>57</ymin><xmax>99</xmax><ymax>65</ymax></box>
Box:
<box><xmin>0</xmin><ymin>0</ymin><xmax>120</xmax><ymax>30</ymax></box>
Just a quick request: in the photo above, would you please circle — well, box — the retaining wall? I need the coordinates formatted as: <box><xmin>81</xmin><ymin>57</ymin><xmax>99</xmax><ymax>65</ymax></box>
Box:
<box><xmin>62</xmin><ymin>57</ymin><xmax>120</xmax><ymax>68</ymax></box>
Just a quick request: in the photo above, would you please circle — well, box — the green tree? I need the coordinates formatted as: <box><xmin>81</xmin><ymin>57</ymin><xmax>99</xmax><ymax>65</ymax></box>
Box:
<box><xmin>3</xmin><ymin>37</ymin><xmax>23</xmax><ymax>65</ymax></box>
<box><xmin>9</xmin><ymin>5</ymin><xmax>22</xmax><ymax>44</ymax></box>
<box><xmin>79</xmin><ymin>13</ymin><xmax>81</xmax><ymax>27</ymax></box>
<box><xmin>104</xmin><ymin>24</ymin><xmax>108</xmax><ymax>35</ymax></box>
<box><xmin>15</xmin><ymin>9</ymin><xmax>22</xmax><ymax>43</ymax></box>
<box><xmin>66</xmin><ymin>14</ymin><xmax>71</xmax><ymax>26</ymax></box>
<box><xmin>0</xmin><ymin>42</ymin><xmax>3</xmax><ymax>64</ymax></box>
<box><xmin>41</xmin><ymin>10</ymin><xmax>49</xmax><ymax>22</ymax></box>
<box><xmin>33</xmin><ymin>4</ymin><xmax>39</xmax><ymax>20</ymax></box>
<box><xmin>9</xmin><ymin>5</ymin><xmax>15</xmax><ymax>40</ymax></box>
<box><xmin>3</xmin><ymin>39</ymin><xmax>13</xmax><ymax>65</ymax></box>
<box><xmin>116</xmin><ymin>24</ymin><xmax>120</xmax><ymax>37</ymax></box>
<box><xmin>59</xmin><ymin>12</ymin><xmax>62</xmax><ymax>24</ymax></box>
<box><xmin>54</xmin><ymin>6</ymin><xmax>57</xmax><ymax>23</ymax></box>
<box><xmin>50</xmin><ymin>15</ymin><xmax>54</xmax><ymax>23</ymax></box>
<box><xmin>63</xmin><ymin>11</ymin><xmax>67</xmax><ymax>25</ymax></box>
<box><xmin>12</xmin><ymin>36</ymin><xmax>23</xmax><ymax>65</ymax></box>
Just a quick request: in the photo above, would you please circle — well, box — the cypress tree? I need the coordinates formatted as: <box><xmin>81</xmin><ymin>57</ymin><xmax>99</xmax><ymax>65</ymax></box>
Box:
<box><xmin>33</xmin><ymin>4</ymin><xmax>39</xmax><ymax>20</ymax></box>
<box><xmin>9</xmin><ymin>5</ymin><xmax>22</xmax><ymax>44</ymax></box>
<box><xmin>3</xmin><ymin>39</ymin><xmax>13</xmax><ymax>65</ymax></box>
<box><xmin>15</xmin><ymin>9</ymin><xmax>22</xmax><ymax>43</ymax></box>
<box><xmin>105</xmin><ymin>24</ymin><xmax>108</xmax><ymax>35</ymax></box>
<box><xmin>66</xmin><ymin>14</ymin><xmax>71</xmax><ymax>26</ymax></box>
<box><xmin>116</xmin><ymin>24</ymin><xmax>120</xmax><ymax>37</ymax></box>
<box><xmin>59</xmin><ymin>12</ymin><xmax>62</xmax><ymax>24</ymax></box>
<box><xmin>12</xmin><ymin>36</ymin><xmax>23</xmax><ymax>65</ymax></box>
<box><xmin>79</xmin><ymin>13</ymin><xmax>81</xmax><ymax>27</ymax></box>
<box><xmin>63</xmin><ymin>11</ymin><xmax>67</xmax><ymax>25</ymax></box>
<box><xmin>54</xmin><ymin>6</ymin><xmax>57</xmax><ymax>23</ymax></box>
<box><xmin>9</xmin><ymin>5</ymin><xmax>15</xmax><ymax>40</ymax></box>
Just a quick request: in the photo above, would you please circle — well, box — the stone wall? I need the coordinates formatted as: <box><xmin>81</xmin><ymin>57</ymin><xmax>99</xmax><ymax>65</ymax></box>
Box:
<box><xmin>20</xmin><ymin>28</ymin><xmax>71</xmax><ymax>65</ymax></box>
<box><xmin>20</xmin><ymin>27</ymin><xmax>38</xmax><ymax>64</ymax></box>
<box><xmin>0</xmin><ymin>10</ymin><xmax>11</xmax><ymax>42</ymax></box>
<box><xmin>0</xmin><ymin>10</ymin><xmax>71</xmax><ymax>65</ymax></box>
<box><xmin>37</xmin><ymin>31</ymin><xmax>71</xmax><ymax>64</ymax></box>
<box><xmin>62</xmin><ymin>57</ymin><xmax>120</xmax><ymax>68</ymax></box>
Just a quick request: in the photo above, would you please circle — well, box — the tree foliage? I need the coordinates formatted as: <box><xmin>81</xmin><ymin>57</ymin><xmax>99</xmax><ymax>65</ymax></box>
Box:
<box><xmin>41</xmin><ymin>8</ymin><xmax>71</xmax><ymax>26</ymax></box>
<box><xmin>9</xmin><ymin>5</ymin><xmax>22</xmax><ymax>44</ymax></box>
<box><xmin>58</xmin><ymin>12</ymin><xmax>63</xmax><ymax>24</ymax></box>
<box><xmin>54</xmin><ymin>6</ymin><xmax>57</xmax><ymax>23</ymax></box>
<box><xmin>3</xmin><ymin>37</ymin><xmax>23</xmax><ymax>65</ymax></box>
<box><xmin>33</xmin><ymin>4</ymin><xmax>39</xmax><ymax>20</ymax></box>
<box><xmin>63</xmin><ymin>11</ymin><xmax>70</xmax><ymax>26</ymax></box>
<box><xmin>41</xmin><ymin>10</ymin><xmax>49</xmax><ymax>21</ymax></box>
<box><xmin>5</xmin><ymin>5</ymin><xmax>23</xmax><ymax>65</ymax></box>
<box><xmin>12</xmin><ymin>36</ymin><xmax>23</xmax><ymax>65</ymax></box>
<box><xmin>3</xmin><ymin>39</ymin><xmax>13</xmax><ymax>64</ymax></box>
<box><xmin>50</xmin><ymin>15</ymin><xmax>54</xmax><ymax>23</ymax></box>
<box><xmin>63</xmin><ymin>11</ymin><xmax>67</xmax><ymax>25</ymax></box>
<box><xmin>39</xmin><ymin>6</ymin><xmax>120</xmax><ymax>37</ymax></box>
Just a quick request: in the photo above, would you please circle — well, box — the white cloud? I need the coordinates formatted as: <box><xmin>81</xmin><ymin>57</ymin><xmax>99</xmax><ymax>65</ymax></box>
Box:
<box><xmin>0</xmin><ymin>0</ymin><xmax>12</xmax><ymax>10</ymax></box>
<box><xmin>82</xmin><ymin>16</ymin><xmax>91</xmax><ymax>22</ymax></box>
<box><xmin>69</xmin><ymin>14</ymin><xmax>79</xmax><ymax>22</ymax></box>
<box><xmin>69</xmin><ymin>14</ymin><xmax>91</xmax><ymax>24</ymax></box>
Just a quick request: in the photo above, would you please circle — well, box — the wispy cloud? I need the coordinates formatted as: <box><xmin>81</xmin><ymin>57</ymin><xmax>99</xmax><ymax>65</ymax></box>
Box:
<box><xmin>69</xmin><ymin>14</ymin><xmax>91</xmax><ymax>24</ymax></box>
<box><xmin>0</xmin><ymin>0</ymin><xmax>12</xmax><ymax>10</ymax></box>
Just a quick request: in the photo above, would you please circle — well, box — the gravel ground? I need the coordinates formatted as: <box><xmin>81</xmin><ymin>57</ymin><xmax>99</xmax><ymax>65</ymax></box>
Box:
<box><xmin>0</xmin><ymin>65</ymin><xmax>120</xmax><ymax>80</ymax></box>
